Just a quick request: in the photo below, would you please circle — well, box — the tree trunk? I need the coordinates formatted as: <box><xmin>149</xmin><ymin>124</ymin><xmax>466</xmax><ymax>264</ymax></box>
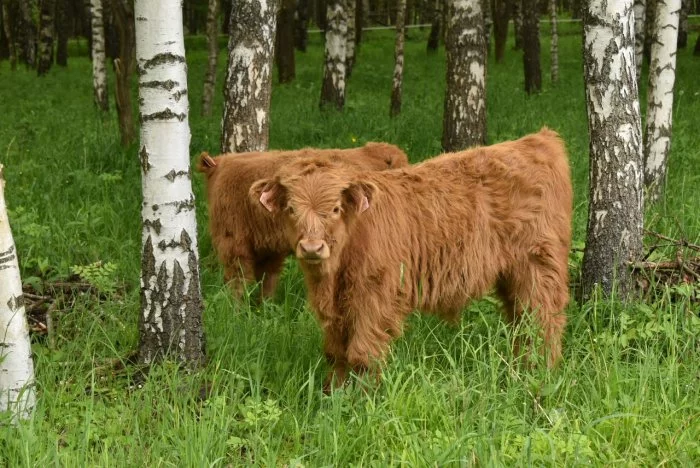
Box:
<box><xmin>276</xmin><ymin>0</ymin><xmax>296</xmax><ymax>83</ymax></box>
<box><xmin>0</xmin><ymin>165</ymin><xmax>37</xmax><ymax>423</ymax></box>
<box><xmin>295</xmin><ymin>0</ymin><xmax>309</xmax><ymax>51</ymax></box>
<box><xmin>549</xmin><ymin>0</ymin><xmax>558</xmax><ymax>83</ymax></box>
<box><xmin>695</xmin><ymin>34</ymin><xmax>700</xmax><ymax>56</ymax></box>
<box><xmin>55</xmin><ymin>0</ymin><xmax>68</xmax><ymax>66</ymax></box>
<box><xmin>581</xmin><ymin>0</ymin><xmax>644</xmax><ymax>298</ymax></box>
<box><xmin>319</xmin><ymin>0</ymin><xmax>347</xmax><ymax>110</ymax></box>
<box><xmin>483</xmin><ymin>0</ymin><xmax>492</xmax><ymax>55</ymax></box>
<box><xmin>316</xmin><ymin>0</ymin><xmax>328</xmax><ymax>32</ymax></box>
<box><xmin>644</xmin><ymin>0</ymin><xmax>655</xmax><ymax>64</ymax></box>
<box><xmin>1</xmin><ymin>0</ymin><xmax>17</xmax><ymax>70</ymax></box>
<box><xmin>390</xmin><ymin>0</ymin><xmax>406</xmax><ymax>117</ymax></box>
<box><xmin>346</xmin><ymin>0</ymin><xmax>356</xmax><ymax>77</ymax></box>
<box><xmin>633</xmin><ymin>0</ymin><xmax>646</xmax><ymax>80</ymax></box>
<box><xmin>492</xmin><ymin>0</ymin><xmax>510</xmax><ymax>63</ymax></box>
<box><xmin>442</xmin><ymin>0</ymin><xmax>487</xmax><ymax>151</ymax></box>
<box><xmin>521</xmin><ymin>0</ymin><xmax>540</xmax><ymax>94</ymax></box>
<box><xmin>355</xmin><ymin>0</ymin><xmax>365</xmax><ymax>47</ymax></box>
<box><xmin>19</xmin><ymin>0</ymin><xmax>36</xmax><ymax>67</ymax></box>
<box><xmin>221</xmin><ymin>0</ymin><xmax>277</xmax><ymax>152</ymax></box>
<box><xmin>37</xmin><ymin>0</ymin><xmax>56</xmax><ymax>76</ymax></box>
<box><xmin>511</xmin><ymin>0</ymin><xmax>522</xmax><ymax>50</ymax></box>
<box><xmin>201</xmin><ymin>0</ymin><xmax>219</xmax><ymax>116</ymax></box>
<box><xmin>90</xmin><ymin>0</ymin><xmax>108</xmax><ymax>111</ymax></box>
<box><xmin>643</xmin><ymin>0</ymin><xmax>680</xmax><ymax>202</ymax></box>
<box><xmin>677</xmin><ymin>0</ymin><xmax>687</xmax><ymax>48</ymax></box>
<box><xmin>112</xmin><ymin>0</ymin><xmax>136</xmax><ymax>146</ymax></box>
<box><xmin>135</xmin><ymin>0</ymin><xmax>206</xmax><ymax>367</ymax></box>
<box><xmin>427</xmin><ymin>0</ymin><xmax>441</xmax><ymax>51</ymax></box>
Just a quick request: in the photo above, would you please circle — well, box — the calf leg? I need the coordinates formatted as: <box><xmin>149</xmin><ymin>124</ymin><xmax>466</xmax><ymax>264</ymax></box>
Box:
<box><xmin>222</xmin><ymin>252</ymin><xmax>256</xmax><ymax>299</ymax></box>
<box><xmin>321</xmin><ymin>319</ymin><xmax>349</xmax><ymax>394</ymax></box>
<box><xmin>253</xmin><ymin>253</ymin><xmax>287</xmax><ymax>299</ymax></box>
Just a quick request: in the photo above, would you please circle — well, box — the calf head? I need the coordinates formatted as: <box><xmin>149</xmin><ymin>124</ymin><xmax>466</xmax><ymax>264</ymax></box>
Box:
<box><xmin>250</xmin><ymin>162</ymin><xmax>377</xmax><ymax>274</ymax></box>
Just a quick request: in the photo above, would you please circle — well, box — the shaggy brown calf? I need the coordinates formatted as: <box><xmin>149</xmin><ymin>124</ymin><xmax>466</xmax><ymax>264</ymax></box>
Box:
<box><xmin>251</xmin><ymin>129</ymin><xmax>572</xmax><ymax>389</ymax></box>
<box><xmin>197</xmin><ymin>142</ymin><xmax>408</xmax><ymax>298</ymax></box>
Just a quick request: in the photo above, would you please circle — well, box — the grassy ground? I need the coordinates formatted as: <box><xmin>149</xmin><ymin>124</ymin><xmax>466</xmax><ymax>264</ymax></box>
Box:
<box><xmin>1</xmin><ymin>23</ymin><xmax>699</xmax><ymax>466</ymax></box>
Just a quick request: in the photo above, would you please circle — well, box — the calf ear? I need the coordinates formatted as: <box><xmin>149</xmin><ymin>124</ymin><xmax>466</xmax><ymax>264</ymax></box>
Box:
<box><xmin>249</xmin><ymin>178</ymin><xmax>285</xmax><ymax>213</ymax></box>
<box><xmin>344</xmin><ymin>181</ymin><xmax>379</xmax><ymax>214</ymax></box>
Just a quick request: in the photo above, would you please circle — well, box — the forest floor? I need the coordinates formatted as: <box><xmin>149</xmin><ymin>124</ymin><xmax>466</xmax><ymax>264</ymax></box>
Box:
<box><xmin>1</xmin><ymin>23</ymin><xmax>699</xmax><ymax>465</ymax></box>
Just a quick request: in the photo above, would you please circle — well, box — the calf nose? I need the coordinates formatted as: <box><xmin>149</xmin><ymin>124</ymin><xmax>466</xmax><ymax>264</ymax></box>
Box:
<box><xmin>299</xmin><ymin>240</ymin><xmax>324</xmax><ymax>258</ymax></box>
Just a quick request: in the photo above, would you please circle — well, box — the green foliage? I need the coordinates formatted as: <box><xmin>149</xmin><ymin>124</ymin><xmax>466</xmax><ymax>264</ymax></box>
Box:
<box><xmin>71</xmin><ymin>261</ymin><xmax>119</xmax><ymax>294</ymax></box>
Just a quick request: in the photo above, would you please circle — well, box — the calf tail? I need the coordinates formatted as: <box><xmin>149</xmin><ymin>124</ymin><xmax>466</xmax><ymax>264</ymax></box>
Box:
<box><xmin>196</xmin><ymin>152</ymin><xmax>217</xmax><ymax>176</ymax></box>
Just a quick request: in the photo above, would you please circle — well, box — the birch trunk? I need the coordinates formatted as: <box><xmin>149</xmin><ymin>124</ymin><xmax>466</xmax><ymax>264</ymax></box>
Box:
<box><xmin>346</xmin><ymin>0</ymin><xmax>356</xmax><ymax>77</ymax></box>
<box><xmin>19</xmin><ymin>0</ymin><xmax>36</xmax><ymax>67</ymax></box>
<box><xmin>1</xmin><ymin>0</ymin><xmax>17</xmax><ymax>70</ymax></box>
<box><xmin>390</xmin><ymin>0</ymin><xmax>406</xmax><ymax>117</ymax></box>
<box><xmin>0</xmin><ymin>165</ymin><xmax>36</xmax><ymax>422</ymax></box>
<box><xmin>677</xmin><ymin>0</ymin><xmax>687</xmax><ymax>48</ymax></box>
<box><xmin>492</xmin><ymin>0</ymin><xmax>510</xmax><ymax>63</ymax></box>
<box><xmin>295</xmin><ymin>0</ymin><xmax>309</xmax><ymax>51</ymax></box>
<box><xmin>220</xmin><ymin>0</ymin><xmax>277</xmax><ymax>153</ymax></box>
<box><xmin>442</xmin><ymin>0</ymin><xmax>487</xmax><ymax>151</ymax></box>
<box><xmin>37</xmin><ymin>0</ymin><xmax>55</xmax><ymax>76</ymax></box>
<box><xmin>135</xmin><ymin>0</ymin><xmax>206</xmax><ymax>367</ymax></box>
<box><xmin>521</xmin><ymin>0</ymin><xmax>541</xmax><ymax>94</ymax></box>
<box><xmin>276</xmin><ymin>0</ymin><xmax>296</xmax><ymax>83</ymax></box>
<box><xmin>483</xmin><ymin>0</ymin><xmax>491</xmax><ymax>54</ymax></box>
<box><xmin>643</xmin><ymin>0</ymin><xmax>680</xmax><ymax>202</ymax></box>
<box><xmin>512</xmin><ymin>0</ymin><xmax>522</xmax><ymax>50</ymax></box>
<box><xmin>55</xmin><ymin>0</ymin><xmax>68</xmax><ymax>66</ymax></box>
<box><xmin>90</xmin><ymin>0</ymin><xmax>108</xmax><ymax>112</ymax></box>
<box><xmin>633</xmin><ymin>0</ymin><xmax>646</xmax><ymax>80</ymax></box>
<box><xmin>427</xmin><ymin>0</ymin><xmax>441</xmax><ymax>51</ymax></box>
<box><xmin>643</xmin><ymin>0</ymin><xmax>655</xmax><ymax>64</ymax></box>
<box><xmin>581</xmin><ymin>0</ymin><xmax>644</xmax><ymax>298</ymax></box>
<box><xmin>201</xmin><ymin>0</ymin><xmax>219</xmax><ymax>116</ymax></box>
<box><xmin>319</xmin><ymin>0</ymin><xmax>347</xmax><ymax>110</ymax></box>
<box><xmin>549</xmin><ymin>0</ymin><xmax>558</xmax><ymax>84</ymax></box>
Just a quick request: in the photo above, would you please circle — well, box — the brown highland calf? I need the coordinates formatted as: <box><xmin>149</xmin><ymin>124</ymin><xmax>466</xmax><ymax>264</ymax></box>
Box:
<box><xmin>251</xmin><ymin>129</ymin><xmax>573</xmax><ymax>390</ymax></box>
<box><xmin>197</xmin><ymin>142</ymin><xmax>409</xmax><ymax>299</ymax></box>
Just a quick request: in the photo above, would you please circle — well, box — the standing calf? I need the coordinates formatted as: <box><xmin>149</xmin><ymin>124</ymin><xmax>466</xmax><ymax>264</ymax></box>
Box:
<box><xmin>197</xmin><ymin>143</ymin><xmax>408</xmax><ymax>299</ymax></box>
<box><xmin>251</xmin><ymin>129</ymin><xmax>572</xmax><ymax>389</ymax></box>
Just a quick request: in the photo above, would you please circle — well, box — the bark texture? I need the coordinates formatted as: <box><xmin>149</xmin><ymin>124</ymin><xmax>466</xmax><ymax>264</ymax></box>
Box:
<box><xmin>91</xmin><ymin>0</ymin><xmax>108</xmax><ymax>111</ymax></box>
<box><xmin>319</xmin><ymin>0</ymin><xmax>347</xmax><ymax>110</ymax></box>
<box><xmin>482</xmin><ymin>0</ymin><xmax>491</xmax><ymax>53</ymax></box>
<box><xmin>201</xmin><ymin>0</ymin><xmax>219</xmax><ymax>116</ymax></box>
<box><xmin>1</xmin><ymin>0</ymin><xmax>17</xmax><ymax>69</ymax></box>
<box><xmin>442</xmin><ymin>0</ymin><xmax>487</xmax><ymax>151</ymax></box>
<box><xmin>113</xmin><ymin>0</ymin><xmax>136</xmax><ymax>146</ymax></box>
<box><xmin>37</xmin><ymin>0</ymin><xmax>56</xmax><ymax>76</ymax></box>
<box><xmin>390</xmin><ymin>0</ymin><xmax>406</xmax><ymax>117</ymax></box>
<box><xmin>19</xmin><ymin>0</ymin><xmax>36</xmax><ymax>66</ymax></box>
<box><xmin>633</xmin><ymin>0</ymin><xmax>646</xmax><ymax>79</ymax></box>
<box><xmin>346</xmin><ymin>0</ymin><xmax>356</xmax><ymax>77</ymax></box>
<box><xmin>582</xmin><ymin>0</ymin><xmax>644</xmax><ymax>298</ymax></box>
<box><xmin>295</xmin><ymin>0</ymin><xmax>309</xmax><ymax>51</ymax></box>
<box><xmin>511</xmin><ymin>0</ymin><xmax>522</xmax><ymax>50</ymax></box>
<box><xmin>492</xmin><ymin>0</ymin><xmax>510</xmax><ymax>63</ymax></box>
<box><xmin>135</xmin><ymin>0</ymin><xmax>206</xmax><ymax>367</ymax></box>
<box><xmin>677</xmin><ymin>0</ymin><xmax>687</xmax><ymax>48</ymax></box>
<box><xmin>521</xmin><ymin>0</ymin><xmax>541</xmax><ymax>93</ymax></box>
<box><xmin>0</xmin><ymin>165</ymin><xmax>36</xmax><ymax>422</ymax></box>
<box><xmin>55</xmin><ymin>0</ymin><xmax>68</xmax><ymax>65</ymax></box>
<box><xmin>643</xmin><ymin>0</ymin><xmax>680</xmax><ymax>202</ymax></box>
<box><xmin>221</xmin><ymin>0</ymin><xmax>277</xmax><ymax>152</ymax></box>
<box><xmin>276</xmin><ymin>0</ymin><xmax>296</xmax><ymax>83</ymax></box>
<box><xmin>549</xmin><ymin>0</ymin><xmax>558</xmax><ymax>83</ymax></box>
<box><xmin>427</xmin><ymin>0</ymin><xmax>441</xmax><ymax>51</ymax></box>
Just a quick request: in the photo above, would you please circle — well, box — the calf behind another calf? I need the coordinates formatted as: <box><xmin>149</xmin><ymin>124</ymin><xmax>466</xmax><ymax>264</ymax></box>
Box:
<box><xmin>252</xmin><ymin>129</ymin><xmax>573</xmax><ymax>390</ymax></box>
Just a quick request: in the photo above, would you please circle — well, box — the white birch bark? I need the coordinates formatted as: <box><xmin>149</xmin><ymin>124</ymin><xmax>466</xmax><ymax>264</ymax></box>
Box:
<box><xmin>550</xmin><ymin>0</ymin><xmax>558</xmax><ymax>83</ymax></box>
<box><xmin>90</xmin><ymin>0</ymin><xmax>108</xmax><ymax>111</ymax></box>
<box><xmin>320</xmin><ymin>0</ymin><xmax>347</xmax><ymax>110</ymax></box>
<box><xmin>442</xmin><ymin>0</ymin><xmax>487</xmax><ymax>151</ymax></box>
<box><xmin>390</xmin><ymin>0</ymin><xmax>406</xmax><ymax>117</ymax></box>
<box><xmin>633</xmin><ymin>0</ymin><xmax>646</xmax><ymax>80</ymax></box>
<box><xmin>0</xmin><ymin>165</ymin><xmax>36</xmax><ymax>422</ymax></box>
<box><xmin>643</xmin><ymin>0</ymin><xmax>680</xmax><ymax>201</ymax></box>
<box><xmin>201</xmin><ymin>0</ymin><xmax>219</xmax><ymax>117</ymax></box>
<box><xmin>582</xmin><ymin>0</ymin><xmax>644</xmax><ymax>298</ymax></box>
<box><xmin>220</xmin><ymin>0</ymin><xmax>277</xmax><ymax>152</ymax></box>
<box><xmin>135</xmin><ymin>0</ymin><xmax>205</xmax><ymax>366</ymax></box>
<box><xmin>346</xmin><ymin>0</ymin><xmax>356</xmax><ymax>77</ymax></box>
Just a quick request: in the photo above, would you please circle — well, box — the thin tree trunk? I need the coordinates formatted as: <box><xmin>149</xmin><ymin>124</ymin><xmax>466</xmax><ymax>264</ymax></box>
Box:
<box><xmin>644</xmin><ymin>0</ymin><xmax>655</xmax><ymax>64</ymax></box>
<box><xmin>319</xmin><ymin>0</ymin><xmax>347</xmax><ymax>110</ymax></box>
<box><xmin>316</xmin><ymin>0</ymin><xmax>328</xmax><ymax>32</ymax></box>
<box><xmin>112</xmin><ymin>0</ymin><xmax>136</xmax><ymax>146</ymax></box>
<box><xmin>221</xmin><ymin>0</ymin><xmax>277</xmax><ymax>152</ymax></box>
<box><xmin>0</xmin><ymin>165</ymin><xmax>37</xmax><ymax>422</ymax></box>
<box><xmin>276</xmin><ymin>0</ymin><xmax>296</xmax><ymax>83</ymax></box>
<box><xmin>427</xmin><ymin>0</ymin><xmax>441</xmax><ymax>51</ymax></box>
<box><xmin>19</xmin><ymin>0</ymin><xmax>36</xmax><ymax>67</ymax></box>
<box><xmin>355</xmin><ymin>0</ymin><xmax>365</xmax><ymax>46</ymax></box>
<box><xmin>1</xmin><ymin>0</ymin><xmax>17</xmax><ymax>70</ymax></box>
<box><xmin>582</xmin><ymin>0</ymin><xmax>644</xmax><ymax>298</ymax></box>
<box><xmin>55</xmin><ymin>0</ymin><xmax>68</xmax><ymax>66</ymax></box>
<box><xmin>442</xmin><ymin>0</ymin><xmax>487</xmax><ymax>151</ymax></box>
<box><xmin>695</xmin><ymin>33</ymin><xmax>700</xmax><ymax>56</ymax></box>
<box><xmin>390</xmin><ymin>0</ymin><xmax>406</xmax><ymax>117</ymax></box>
<box><xmin>633</xmin><ymin>0</ymin><xmax>646</xmax><ymax>80</ymax></box>
<box><xmin>295</xmin><ymin>0</ymin><xmax>309</xmax><ymax>51</ymax></box>
<box><xmin>677</xmin><ymin>0</ymin><xmax>687</xmax><ymax>48</ymax></box>
<box><xmin>37</xmin><ymin>0</ymin><xmax>56</xmax><ymax>76</ymax></box>
<box><xmin>135</xmin><ymin>0</ymin><xmax>206</xmax><ymax>367</ymax></box>
<box><xmin>549</xmin><ymin>0</ymin><xmax>558</xmax><ymax>83</ymax></box>
<box><xmin>643</xmin><ymin>0</ymin><xmax>680</xmax><ymax>201</ymax></box>
<box><xmin>521</xmin><ymin>0</ymin><xmax>540</xmax><ymax>93</ymax></box>
<box><xmin>483</xmin><ymin>0</ymin><xmax>492</xmax><ymax>55</ymax></box>
<box><xmin>346</xmin><ymin>0</ymin><xmax>356</xmax><ymax>77</ymax></box>
<box><xmin>90</xmin><ymin>0</ymin><xmax>108</xmax><ymax>111</ymax></box>
<box><xmin>512</xmin><ymin>0</ymin><xmax>522</xmax><ymax>50</ymax></box>
<box><xmin>492</xmin><ymin>0</ymin><xmax>510</xmax><ymax>63</ymax></box>
<box><xmin>201</xmin><ymin>0</ymin><xmax>219</xmax><ymax>116</ymax></box>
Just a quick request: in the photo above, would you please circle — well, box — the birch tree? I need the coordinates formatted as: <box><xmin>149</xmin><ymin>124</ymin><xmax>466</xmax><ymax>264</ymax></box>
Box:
<box><xmin>550</xmin><ymin>0</ymin><xmax>558</xmax><ymax>84</ymax></box>
<box><xmin>90</xmin><ymin>0</ymin><xmax>108</xmax><ymax>112</ymax></box>
<box><xmin>19</xmin><ymin>0</ymin><xmax>36</xmax><ymax>67</ymax></box>
<box><xmin>221</xmin><ymin>0</ymin><xmax>277</xmax><ymax>152</ymax></box>
<box><xmin>492</xmin><ymin>0</ymin><xmax>510</xmax><ymax>63</ymax></box>
<box><xmin>390</xmin><ymin>0</ymin><xmax>406</xmax><ymax>117</ymax></box>
<box><xmin>37</xmin><ymin>0</ymin><xmax>55</xmax><ymax>76</ymax></box>
<box><xmin>677</xmin><ymin>0</ymin><xmax>687</xmax><ymax>48</ymax></box>
<box><xmin>582</xmin><ymin>0</ymin><xmax>644</xmax><ymax>298</ymax></box>
<box><xmin>294</xmin><ymin>0</ymin><xmax>309</xmax><ymax>52</ymax></box>
<box><xmin>55</xmin><ymin>0</ymin><xmax>68</xmax><ymax>66</ymax></box>
<box><xmin>346</xmin><ymin>0</ymin><xmax>356</xmax><ymax>77</ymax></box>
<box><xmin>319</xmin><ymin>0</ymin><xmax>347</xmax><ymax>110</ymax></box>
<box><xmin>442</xmin><ymin>0</ymin><xmax>487</xmax><ymax>151</ymax></box>
<box><xmin>512</xmin><ymin>0</ymin><xmax>522</xmax><ymax>50</ymax></box>
<box><xmin>643</xmin><ymin>0</ymin><xmax>680</xmax><ymax>201</ymax></box>
<box><xmin>201</xmin><ymin>0</ymin><xmax>219</xmax><ymax>116</ymax></box>
<box><xmin>1</xmin><ymin>0</ymin><xmax>17</xmax><ymax>70</ymax></box>
<box><xmin>521</xmin><ymin>0</ymin><xmax>541</xmax><ymax>94</ymax></box>
<box><xmin>0</xmin><ymin>165</ymin><xmax>36</xmax><ymax>422</ymax></box>
<box><xmin>135</xmin><ymin>0</ymin><xmax>206</xmax><ymax>366</ymax></box>
<box><xmin>276</xmin><ymin>0</ymin><xmax>296</xmax><ymax>83</ymax></box>
<box><xmin>427</xmin><ymin>0</ymin><xmax>442</xmax><ymax>52</ymax></box>
<box><xmin>633</xmin><ymin>0</ymin><xmax>646</xmax><ymax>79</ymax></box>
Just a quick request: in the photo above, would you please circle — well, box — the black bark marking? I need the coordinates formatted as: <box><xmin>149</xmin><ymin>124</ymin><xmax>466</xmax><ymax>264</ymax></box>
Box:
<box><xmin>141</xmin><ymin>80</ymin><xmax>178</xmax><ymax>90</ymax></box>
<box><xmin>164</xmin><ymin>169</ymin><xmax>189</xmax><ymax>182</ymax></box>
<box><xmin>7</xmin><ymin>294</ymin><xmax>25</xmax><ymax>311</ymax></box>
<box><xmin>140</xmin><ymin>108</ymin><xmax>187</xmax><ymax>123</ymax></box>
<box><xmin>139</xmin><ymin>146</ymin><xmax>152</xmax><ymax>173</ymax></box>
<box><xmin>143</xmin><ymin>218</ymin><xmax>162</xmax><ymax>235</ymax></box>
<box><xmin>139</xmin><ymin>52</ymin><xmax>186</xmax><ymax>75</ymax></box>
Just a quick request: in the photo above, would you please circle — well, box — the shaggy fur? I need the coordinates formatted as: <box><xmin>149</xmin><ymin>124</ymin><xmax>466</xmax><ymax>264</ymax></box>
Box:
<box><xmin>251</xmin><ymin>129</ymin><xmax>573</xmax><ymax>390</ymax></box>
<box><xmin>197</xmin><ymin>142</ymin><xmax>409</xmax><ymax>298</ymax></box>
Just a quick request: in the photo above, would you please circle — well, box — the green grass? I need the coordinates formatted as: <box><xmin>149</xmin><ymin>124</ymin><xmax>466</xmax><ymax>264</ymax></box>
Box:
<box><xmin>1</xmin><ymin>24</ymin><xmax>700</xmax><ymax>466</ymax></box>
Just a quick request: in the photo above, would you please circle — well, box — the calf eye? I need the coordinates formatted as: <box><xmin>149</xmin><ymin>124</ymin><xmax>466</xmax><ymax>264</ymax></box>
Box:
<box><xmin>286</xmin><ymin>205</ymin><xmax>295</xmax><ymax>215</ymax></box>
<box><xmin>332</xmin><ymin>206</ymin><xmax>341</xmax><ymax>215</ymax></box>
